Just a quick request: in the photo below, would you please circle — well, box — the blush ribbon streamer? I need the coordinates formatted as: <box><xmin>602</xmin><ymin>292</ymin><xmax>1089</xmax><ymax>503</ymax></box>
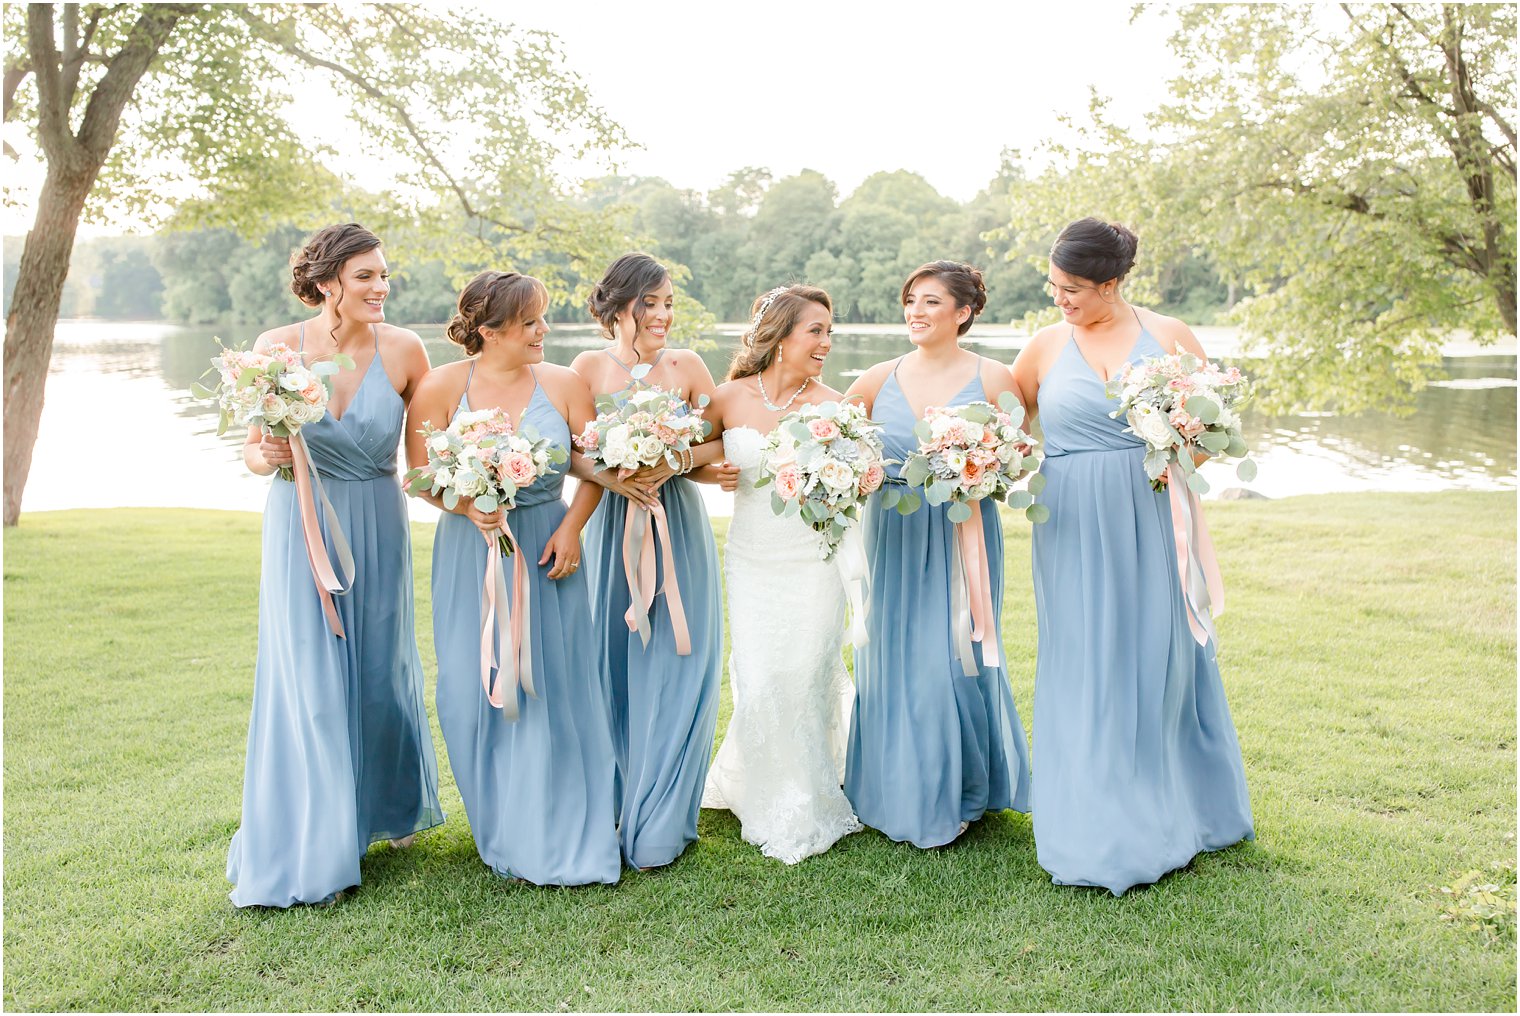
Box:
<box><xmin>621</xmin><ymin>501</ymin><xmax>692</xmax><ymax>655</ymax></box>
<box><xmin>1166</xmin><ymin>463</ymin><xmax>1226</xmax><ymax>647</ymax></box>
<box><xmin>480</xmin><ymin>519</ymin><xmax>536</xmax><ymax>720</ymax></box>
<box><xmin>289</xmin><ymin>432</ymin><xmax>355</xmax><ymax>638</ymax></box>
<box><xmin>950</xmin><ymin>500</ymin><xmax>999</xmax><ymax>676</ymax></box>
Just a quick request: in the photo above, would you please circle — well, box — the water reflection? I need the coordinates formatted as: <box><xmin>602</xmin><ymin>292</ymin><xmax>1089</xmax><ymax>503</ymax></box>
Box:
<box><xmin>27</xmin><ymin>321</ymin><xmax>1517</xmax><ymax>518</ymax></box>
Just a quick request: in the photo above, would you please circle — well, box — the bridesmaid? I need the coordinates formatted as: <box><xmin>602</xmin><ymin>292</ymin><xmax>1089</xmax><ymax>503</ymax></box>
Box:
<box><xmin>570</xmin><ymin>252</ymin><xmax>723</xmax><ymax>870</ymax></box>
<box><xmin>406</xmin><ymin>270</ymin><xmax>620</xmax><ymax>886</ymax></box>
<box><xmin>844</xmin><ymin>260</ymin><xmax>1032</xmax><ymax>848</ymax></box>
<box><xmin>1010</xmin><ymin>217</ymin><xmax>1253</xmax><ymax>895</ymax></box>
<box><xmin>227</xmin><ymin>222</ymin><xmax>443</xmax><ymax>908</ymax></box>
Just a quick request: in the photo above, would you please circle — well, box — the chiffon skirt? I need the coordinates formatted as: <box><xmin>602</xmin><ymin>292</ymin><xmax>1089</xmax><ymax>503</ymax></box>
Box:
<box><xmin>583</xmin><ymin>478</ymin><xmax>722</xmax><ymax>869</ymax></box>
<box><xmin>433</xmin><ymin>503</ymin><xmax>620</xmax><ymax>886</ymax></box>
<box><xmin>227</xmin><ymin>475</ymin><xmax>444</xmax><ymax>907</ymax></box>
<box><xmin>1031</xmin><ymin>447</ymin><xmax>1253</xmax><ymax>895</ymax></box>
<box><xmin>845</xmin><ymin>494</ymin><xmax>1031</xmax><ymax>848</ymax></box>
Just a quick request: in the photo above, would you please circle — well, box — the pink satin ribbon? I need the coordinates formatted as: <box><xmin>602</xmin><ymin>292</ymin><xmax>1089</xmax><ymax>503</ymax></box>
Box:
<box><xmin>621</xmin><ymin>501</ymin><xmax>692</xmax><ymax>656</ymax></box>
<box><xmin>953</xmin><ymin>502</ymin><xmax>1000</xmax><ymax>674</ymax></box>
<box><xmin>480</xmin><ymin>519</ymin><xmax>536</xmax><ymax>720</ymax></box>
<box><xmin>289</xmin><ymin>432</ymin><xmax>355</xmax><ymax>638</ymax></box>
<box><xmin>1166</xmin><ymin>463</ymin><xmax>1226</xmax><ymax>646</ymax></box>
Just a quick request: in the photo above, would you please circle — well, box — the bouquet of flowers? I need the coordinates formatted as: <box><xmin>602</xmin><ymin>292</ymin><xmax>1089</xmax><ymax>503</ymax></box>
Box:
<box><xmin>893</xmin><ymin>391</ymin><xmax>1046</xmax><ymax>524</ymax></box>
<box><xmin>1105</xmin><ymin>353</ymin><xmax>1256</xmax><ymax>494</ymax></box>
<box><xmin>191</xmin><ymin>340</ymin><xmax>353</xmax><ymax>481</ymax></box>
<box><xmin>573</xmin><ymin>386</ymin><xmax>711</xmax><ymax>473</ymax></box>
<box><xmin>755</xmin><ymin>400</ymin><xmax>888</xmax><ymax>561</ymax></box>
<box><xmin>405</xmin><ymin>408</ymin><xmax>567</xmax><ymax>555</ymax></box>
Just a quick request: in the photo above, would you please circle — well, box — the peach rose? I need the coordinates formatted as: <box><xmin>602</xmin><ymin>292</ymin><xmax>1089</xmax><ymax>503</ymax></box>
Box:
<box><xmin>807</xmin><ymin>418</ymin><xmax>841</xmax><ymax>442</ymax></box>
<box><xmin>500</xmin><ymin>451</ymin><xmax>538</xmax><ymax>487</ymax></box>
<box><xmin>963</xmin><ymin>459</ymin><xmax>985</xmax><ymax>485</ymax></box>
<box><xmin>858</xmin><ymin>461</ymin><xmax>885</xmax><ymax>495</ymax></box>
<box><xmin>774</xmin><ymin>463</ymin><xmax>803</xmax><ymax>501</ymax></box>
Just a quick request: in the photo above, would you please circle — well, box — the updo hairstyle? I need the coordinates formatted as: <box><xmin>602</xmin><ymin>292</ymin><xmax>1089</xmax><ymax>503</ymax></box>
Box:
<box><xmin>587</xmin><ymin>252</ymin><xmax>670</xmax><ymax>347</ymax></box>
<box><xmin>1049</xmin><ymin>217</ymin><xmax>1139</xmax><ymax>285</ymax></box>
<box><xmin>726</xmin><ymin>285</ymin><xmax>833</xmax><ymax>381</ymax></box>
<box><xmin>290</xmin><ymin>222</ymin><xmax>382</xmax><ymax>307</ymax></box>
<box><xmin>445</xmin><ymin>270</ymin><xmax>548</xmax><ymax>357</ymax></box>
<box><xmin>900</xmin><ymin>260</ymin><xmax>987</xmax><ymax>336</ymax></box>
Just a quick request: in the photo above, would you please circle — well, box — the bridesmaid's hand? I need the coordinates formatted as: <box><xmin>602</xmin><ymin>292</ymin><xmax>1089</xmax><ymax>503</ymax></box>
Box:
<box><xmin>631</xmin><ymin>458</ymin><xmax>680</xmax><ymax>491</ymax></box>
<box><xmin>540</xmin><ymin>524</ymin><xmax>583</xmax><ymax>580</ymax></box>
<box><xmin>598</xmin><ymin>467</ymin><xmax>659</xmax><ymax>509</ymax></box>
<box><xmin>463</xmin><ymin>501</ymin><xmax>504</xmax><ymax>536</ymax></box>
<box><xmin>259</xmin><ymin>433</ymin><xmax>293</xmax><ymax>470</ymax></box>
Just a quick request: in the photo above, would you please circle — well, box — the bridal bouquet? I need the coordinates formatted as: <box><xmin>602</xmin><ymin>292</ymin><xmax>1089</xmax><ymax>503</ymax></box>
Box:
<box><xmin>573</xmin><ymin>386</ymin><xmax>711</xmax><ymax>474</ymax></box>
<box><xmin>191</xmin><ymin>340</ymin><xmax>353</xmax><ymax>481</ymax></box>
<box><xmin>754</xmin><ymin>400</ymin><xmax>888</xmax><ymax>561</ymax></box>
<box><xmin>1105</xmin><ymin>353</ymin><xmax>1256</xmax><ymax>494</ymax></box>
<box><xmin>404</xmin><ymin>408</ymin><xmax>568</xmax><ymax>555</ymax></box>
<box><xmin>893</xmin><ymin>391</ymin><xmax>1046</xmax><ymax>524</ymax></box>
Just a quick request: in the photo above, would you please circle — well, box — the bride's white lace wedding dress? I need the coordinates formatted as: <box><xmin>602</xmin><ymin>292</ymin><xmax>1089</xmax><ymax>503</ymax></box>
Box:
<box><xmin>701</xmin><ymin>426</ymin><xmax>862</xmax><ymax>863</ymax></box>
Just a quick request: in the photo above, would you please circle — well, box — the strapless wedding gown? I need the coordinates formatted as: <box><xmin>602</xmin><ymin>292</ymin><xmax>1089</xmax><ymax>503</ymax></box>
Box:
<box><xmin>701</xmin><ymin>427</ymin><xmax>862</xmax><ymax>863</ymax></box>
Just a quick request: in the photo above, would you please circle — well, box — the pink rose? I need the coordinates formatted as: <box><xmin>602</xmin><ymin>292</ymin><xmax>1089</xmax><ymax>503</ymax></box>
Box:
<box><xmin>963</xmin><ymin>459</ymin><xmax>985</xmax><ymax>485</ymax></box>
<box><xmin>774</xmin><ymin>464</ymin><xmax>803</xmax><ymax>501</ymax></box>
<box><xmin>858</xmin><ymin>461</ymin><xmax>885</xmax><ymax>495</ymax></box>
<box><xmin>574</xmin><ymin>425</ymin><xmax>599</xmax><ymax>451</ymax></box>
<box><xmin>301</xmin><ymin>381</ymin><xmax>325</xmax><ymax>405</ymax></box>
<box><xmin>651</xmin><ymin>423</ymin><xmax>679</xmax><ymax>445</ymax></box>
<box><xmin>807</xmin><ymin>418</ymin><xmax>841</xmax><ymax>442</ymax></box>
<box><xmin>500</xmin><ymin>451</ymin><xmax>538</xmax><ymax>487</ymax></box>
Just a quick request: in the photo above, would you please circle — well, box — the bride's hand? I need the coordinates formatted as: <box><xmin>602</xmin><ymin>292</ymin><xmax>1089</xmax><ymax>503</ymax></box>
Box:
<box><xmin>712</xmin><ymin>461</ymin><xmax>741</xmax><ymax>492</ymax></box>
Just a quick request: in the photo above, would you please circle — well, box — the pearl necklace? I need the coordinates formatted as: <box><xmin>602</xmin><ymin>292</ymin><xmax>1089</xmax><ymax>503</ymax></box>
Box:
<box><xmin>758</xmin><ymin>367</ymin><xmax>811</xmax><ymax>412</ymax></box>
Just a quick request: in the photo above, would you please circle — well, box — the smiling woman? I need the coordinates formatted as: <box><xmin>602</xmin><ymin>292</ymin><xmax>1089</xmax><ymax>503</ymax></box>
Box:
<box><xmin>226</xmin><ymin>222</ymin><xmax>444</xmax><ymax>908</ymax></box>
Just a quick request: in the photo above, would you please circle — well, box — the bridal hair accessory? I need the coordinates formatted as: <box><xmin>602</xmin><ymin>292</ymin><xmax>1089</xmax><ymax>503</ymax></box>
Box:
<box><xmin>743</xmin><ymin>286</ymin><xmax>790</xmax><ymax>347</ymax></box>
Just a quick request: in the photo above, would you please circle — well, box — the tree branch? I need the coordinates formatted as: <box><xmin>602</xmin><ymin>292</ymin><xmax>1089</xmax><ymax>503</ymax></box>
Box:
<box><xmin>3</xmin><ymin>60</ymin><xmax>31</xmax><ymax>121</ymax></box>
<box><xmin>25</xmin><ymin>4</ymin><xmax>70</xmax><ymax>165</ymax></box>
<box><xmin>74</xmin><ymin>5</ymin><xmax>196</xmax><ymax>161</ymax></box>
<box><xmin>233</xmin><ymin>7</ymin><xmax>533</xmax><ymax>237</ymax></box>
<box><xmin>60</xmin><ymin>5</ymin><xmax>103</xmax><ymax>108</ymax></box>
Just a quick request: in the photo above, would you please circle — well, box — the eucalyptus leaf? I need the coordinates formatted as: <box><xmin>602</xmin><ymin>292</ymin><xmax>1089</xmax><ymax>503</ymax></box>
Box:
<box><xmin>189</xmin><ymin>381</ymin><xmax>217</xmax><ymax>400</ymax></box>
<box><xmin>1236</xmin><ymin>458</ymin><xmax>1259</xmax><ymax>482</ymax></box>
<box><xmin>474</xmin><ymin>494</ymin><xmax>499</xmax><ymax>513</ymax></box>
<box><xmin>1028</xmin><ymin>472</ymin><xmax>1047</xmax><ymax>495</ymax></box>
<box><xmin>1185</xmin><ymin>472</ymin><xmax>1210</xmax><ymax>495</ymax></box>
<box><xmin>947</xmin><ymin>501</ymin><xmax>973</xmax><ymax>524</ymax></box>
<box><xmin>1199</xmin><ymin>431</ymin><xmax>1231</xmax><ymax>453</ymax></box>
<box><xmin>1025</xmin><ymin>503</ymin><xmax>1051</xmax><ymax>524</ymax></box>
<box><xmin>1187</xmin><ymin>397</ymin><xmax>1220</xmax><ymax>425</ymax></box>
<box><xmin>896</xmin><ymin>491</ymin><xmax>922</xmax><ymax>515</ymax></box>
<box><xmin>443</xmin><ymin>489</ymin><xmax>460</xmax><ymax>511</ymax></box>
<box><xmin>1006</xmin><ymin>491</ymin><xmax>1033</xmax><ymax>510</ymax></box>
<box><xmin>912</xmin><ymin>420</ymin><xmax>932</xmax><ymax>442</ymax></box>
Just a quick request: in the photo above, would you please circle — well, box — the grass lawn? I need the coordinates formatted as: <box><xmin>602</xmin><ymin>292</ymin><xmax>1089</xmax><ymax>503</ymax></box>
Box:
<box><xmin>3</xmin><ymin>492</ymin><xmax>1515</xmax><ymax>1011</ymax></box>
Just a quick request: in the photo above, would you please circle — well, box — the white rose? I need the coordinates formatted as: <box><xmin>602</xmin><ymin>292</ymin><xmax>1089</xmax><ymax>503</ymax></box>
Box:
<box><xmin>602</xmin><ymin>431</ymin><xmax>632</xmax><ymax>468</ymax></box>
<box><xmin>930</xmin><ymin>414</ymin><xmax>958</xmax><ymax>440</ymax></box>
<box><xmin>1130</xmin><ymin>405</ymin><xmax>1175</xmax><ymax>450</ymax></box>
<box><xmin>1214</xmin><ymin>407</ymin><xmax>1238</xmax><ymax>429</ymax></box>
<box><xmin>258</xmin><ymin>393</ymin><xmax>287</xmax><ymax>424</ymax></box>
<box><xmin>627</xmin><ymin>389</ymin><xmax>661</xmax><ymax>406</ymax></box>
<box><xmin>453</xmin><ymin>469</ymin><xmax>487</xmax><ymax>497</ymax></box>
<box><xmin>427</xmin><ymin>432</ymin><xmax>451</xmax><ymax>453</ymax></box>
<box><xmin>818</xmin><ymin>459</ymin><xmax>856</xmax><ymax>493</ymax></box>
<box><xmin>285</xmin><ymin>401</ymin><xmax>321</xmax><ymax>427</ymax></box>
<box><xmin>433</xmin><ymin>466</ymin><xmax>453</xmax><ymax>487</ymax></box>
<box><xmin>631</xmin><ymin>434</ymin><xmax>665</xmax><ymax>465</ymax></box>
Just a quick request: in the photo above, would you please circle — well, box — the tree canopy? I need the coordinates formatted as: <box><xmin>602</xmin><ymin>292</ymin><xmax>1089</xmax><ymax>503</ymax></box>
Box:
<box><xmin>996</xmin><ymin>3</ymin><xmax>1516</xmax><ymax>413</ymax></box>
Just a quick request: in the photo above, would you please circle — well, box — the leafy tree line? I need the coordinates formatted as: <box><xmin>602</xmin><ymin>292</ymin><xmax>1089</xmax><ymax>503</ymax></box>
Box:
<box><xmin>14</xmin><ymin>162</ymin><xmax>1231</xmax><ymax>328</ymax></box>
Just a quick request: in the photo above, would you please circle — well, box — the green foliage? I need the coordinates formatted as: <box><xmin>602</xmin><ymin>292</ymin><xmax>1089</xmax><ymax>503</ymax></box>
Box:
<box><xmin>1436</xmin><ymin>857</ymin><xmax>1517</xmax><ymax>942</ymax></box>
<box><xmin>995</xmin><ymin>4</ymin><xmax>1517</xmax><ymax>414</ymax></box>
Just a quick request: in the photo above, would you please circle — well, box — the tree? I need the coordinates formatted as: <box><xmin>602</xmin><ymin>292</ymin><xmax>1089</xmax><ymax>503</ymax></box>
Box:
<box><xmin>2</xmin><ymin>4</ymin><xmax>628</xmax><ymax>524</ymax></box>
<box><xmin>998</xmin><ymin>3</ymin><xmax>1516</xmax><ymax>413</ymax></box>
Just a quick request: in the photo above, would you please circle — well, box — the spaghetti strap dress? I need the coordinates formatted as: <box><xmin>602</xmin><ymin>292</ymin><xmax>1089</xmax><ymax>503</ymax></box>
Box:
<box><xmin>227</xmin><ymin>324</ymin><xmax>443</xmax><ymax>908</ymax></box>
<box><xmin>431</xmin><ymin>364</ymin><xmax>620</xmax><ymax>885</ymax></box>
<box><xmin>1031</xmin><ymin>325</ymin><xmax>1253</xmax><ymax>896</ymax></box>
<box><xmin>844</xmin><ymin>358</ymin><xmax>1032</xmax><ymax>848</ymax></box>
<box><xmin>582</xmin><ymin>350</ymin><xmax>722</xmax><ymax>869</ymax></box>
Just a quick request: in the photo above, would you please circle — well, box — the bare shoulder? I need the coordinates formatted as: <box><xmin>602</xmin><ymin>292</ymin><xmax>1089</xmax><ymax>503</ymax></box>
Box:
<box><xmin>812</xmin><ymin>381</ymin><xmax>846</xmax><ymax>402</ymax></box>
<box><xmin>413</xmin><ymin>358</ymin><xmax>470</xmax><ymax>400</ymax></box>
<box><xmin>670</xmin><ymin>346</ymin><xmax>715</xmax><ymax>376</ymax></box>
<box><xmin>376</xmin><ymin>322</ymin><xmax>424</xmax><ymax>352</ymax></box>
<box><xmin>253</xmin><ymin>322</ymin><xmax>302</xmax><ymax>352</ymax></box>
<box><xmin>1137</xmin><ymin>307</ymin><xmax>1204</xmax><ymax>357</ymax></box>
<box><xmin>534</xmin><ymin>361</ymin><xmax>591</xmax><ymax>395</ymax></box>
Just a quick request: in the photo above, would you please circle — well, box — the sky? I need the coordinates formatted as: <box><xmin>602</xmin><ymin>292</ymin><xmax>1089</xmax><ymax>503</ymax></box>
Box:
<box><xmin>3</xmin><ymin>0</ymin><xmax>1181</xmax><ymax>233</ymax></box>
<box><xmin>502</xmin><ymin>0</ymin><xmax>1178</xmax><ymax>202</ymax></box>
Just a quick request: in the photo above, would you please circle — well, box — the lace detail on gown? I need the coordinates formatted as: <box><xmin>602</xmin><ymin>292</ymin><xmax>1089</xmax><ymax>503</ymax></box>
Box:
<box><xmin>701</xmin><ymin>426</ymin><xmax>862</xmax><ymax>863</ymax></box>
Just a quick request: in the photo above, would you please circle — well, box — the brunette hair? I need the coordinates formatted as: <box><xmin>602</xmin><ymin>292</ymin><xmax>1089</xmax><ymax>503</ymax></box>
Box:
<box><xmin>900</xmin><ymin>260</ymin><xmax>987</xmax><ymax>336</ymax></box>
<box><xmin>445</xmin><ymin>270</ymin><xmax>548</xmax><ymax>356</ymax></box>
<box><xmin>290</xmin><ymin>223</ymin><xmax>382</xmax><ymax>307</ymax></box>
<box><xmin>587</xmin><ymin>252</ymin><xmax>670</xmax><ymax>357</ymax></box>
<box><xmin>1049</xmin><ymin>217</ymin><xmax>1139</xmax><ymax>284</ymax></box>
<box><xmin>726</xmin><ymin>285</ymin><xmax>833</xmax><ymax>381</ymax></box>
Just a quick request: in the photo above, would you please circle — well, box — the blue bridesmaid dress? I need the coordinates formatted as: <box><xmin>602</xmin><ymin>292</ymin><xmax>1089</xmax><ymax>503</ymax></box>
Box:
<box><xmin>1031</xmin><ymin>325</ymin><xmax>1254</xmax><ymax>896</ymax></box>
<box><xmin>431</xmin><ymin>365</ymin><xmax>621</xmax><ymax>886</ymax></box>
<box><xmin>227</xmin><ymin>325</ymin><xmax>444</xmax><ymax>908</ymax></box>
<box><xmin>582</xmin><ymin>354</ymin><xmax>722</xmax><ymax>869</ymax></box>
<box><xmin>844</xmin><ymin>357</ymin><xmax>1032</xmax><ymax>848</ymax></box>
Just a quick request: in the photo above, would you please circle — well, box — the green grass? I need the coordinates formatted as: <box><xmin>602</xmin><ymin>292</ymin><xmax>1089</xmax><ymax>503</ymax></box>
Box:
<box><xmin>4</xmin><ymin>493</ymin><xmax>1515</xmax><ymax>1011</ymax></box>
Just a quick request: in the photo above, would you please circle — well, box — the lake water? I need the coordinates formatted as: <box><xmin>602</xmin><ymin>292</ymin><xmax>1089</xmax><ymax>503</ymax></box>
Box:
<box><xmin>24</xmin><ymin>320</ymin><xmax>1517</xmax><ymax>520</ymax></box>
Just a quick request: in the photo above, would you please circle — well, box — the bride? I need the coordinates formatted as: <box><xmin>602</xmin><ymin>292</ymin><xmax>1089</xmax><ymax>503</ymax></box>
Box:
<box><xmin>696</xmin><ymin>284</ymin><xmax>862</xmax><ymax>864</ymax></box>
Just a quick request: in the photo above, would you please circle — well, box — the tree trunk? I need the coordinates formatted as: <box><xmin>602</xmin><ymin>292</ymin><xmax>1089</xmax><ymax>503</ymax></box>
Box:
<box><xmin>3</xmin><ymin>167</ymin><xmax>94</xmax><ymax>525</ymax></box>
